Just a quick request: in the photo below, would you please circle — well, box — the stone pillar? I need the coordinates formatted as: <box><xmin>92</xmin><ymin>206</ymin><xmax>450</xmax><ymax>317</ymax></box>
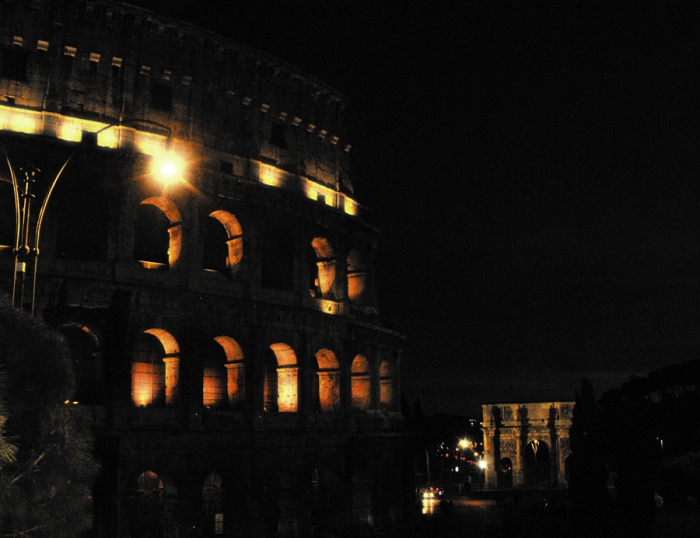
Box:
<box><xmin>317</xmin><ymin>370</ymin><xmax>340</xmax><ymax>412</ymax></box>
<box><xmin>277</xmin><ymin>365</ymin><xmax>298</xmax><ymax>412</ymax></box>
<box><xmin>483</xmin><ymin>429</ymin><xmax>498</xmax><ymax>489</ymax></box>
<box><xmin>226</xmin><ymin>361</ymin><xmax>245</xmax><ymax>407</ymax></box>
<box><xmin>163</xmin><ymin>356</ymin><xmax>180</xmax><ymax>406</ymax></box>
<box><xmin>513</xmin><ymin>437</ymin><xmax>524</xmax><ymax>488</ymax></box>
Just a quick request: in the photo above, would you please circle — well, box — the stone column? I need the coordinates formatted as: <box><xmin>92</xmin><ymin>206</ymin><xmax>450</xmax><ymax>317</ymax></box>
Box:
<box><xmin>163</xmin><ymin>356</ymin><xmax>180</xmax><ymax>405</ymax></box>
<box><xmin>226</xmin><ymin>361</ymin><xmax>245</xmax><ymax>407</ymax></box>
<box><xmin>482</xmin><ymin>428</ymin><xmax>497</xmax><ymax>489</ymax></box>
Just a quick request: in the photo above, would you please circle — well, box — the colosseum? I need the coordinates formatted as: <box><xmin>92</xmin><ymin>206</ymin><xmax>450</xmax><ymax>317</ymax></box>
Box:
<box><xmin>0</xmin><ymin>1</ymin><xmax>411</xmax><ymax>536</ymax></box>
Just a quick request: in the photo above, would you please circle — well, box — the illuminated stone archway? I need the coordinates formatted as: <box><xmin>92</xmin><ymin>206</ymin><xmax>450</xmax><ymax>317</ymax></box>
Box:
<box><xmin>59</xmin><ymin>323</ymin><xmax>104</xmax><ymax>404</ymax></box>
<box><xmin>131</xmin><ymin>329</ymin><xmax>180</xmax><ymax>407</ymax></box>
<box><xmin>204</xmin><ymin>210</ymin><xmax>243</xmax><ymax>277</ymax></box>
<box><xmin>379</xmin><ymin>360</ymin><xmax>394</xmax><ymax>410</ymax></box>
<box><xmin>200</xmin><ymin>337</ymin><xmax>246</xmax><ymax>409</ymax></box>
<box><xmin>212</xmin><ymin>336</ymin><xmax>245</xmax><ymax>408</ymax></box>
<box><xmin>346</xmin><ymin>249</ymin><xmax>367</xmax><ymax>304</ymax></box>
<box><xmin>129</xmin><ymin>471</ymin><xmax>179</xmax><ymax>537</ymax></box>
<box><xmin>134</xmin><ymin>196</ymin><xmax>182</xmax><ymax>269</ymax></box>
<box><xmin>315</xmin><ymin>348</ymin><xmax>340</xmax><ymax>412</ymax></box>
<box><xmin>266</xmin><ymin>343</ymin><xmax>298</xmax><ymax>413</ymax></box>
<box><xmin>481</xmin><ymin>401</ymin><xmax>574</xmax><ymax>490</ymax></box>
<box><xmin>351</xmin><ymin>355</ymin><xmax>371</xmax><ymax>411</ymax></box>
<box><xmin>310</xmin><ymin>237</ymin><xmax>336</xmax><ymax>298</ymax></box>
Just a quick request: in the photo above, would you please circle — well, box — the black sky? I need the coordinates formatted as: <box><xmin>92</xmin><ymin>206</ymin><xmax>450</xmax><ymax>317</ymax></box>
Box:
<box><xmin>133</xmin><ymin>1</ymin><xmax>700</xmax><ymax>417</ymax></box>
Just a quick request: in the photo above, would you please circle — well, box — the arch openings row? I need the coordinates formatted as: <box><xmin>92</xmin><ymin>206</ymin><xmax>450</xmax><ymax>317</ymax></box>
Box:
<box><xmin>27</xmin><ymin>189</ymin><xmax>371</xmax><ymax>304</ymax></box>
<box><xmin>60</xmin><ymin>323</ymin><xmax>396</xmax><ymax>412</ymax></box>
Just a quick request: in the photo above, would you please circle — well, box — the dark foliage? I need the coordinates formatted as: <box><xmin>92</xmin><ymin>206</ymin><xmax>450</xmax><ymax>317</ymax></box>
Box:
<box><xmin>600</xmin><ymin>377</ymin><xmax>662</xmax><ymax>538</ymax></box>
<box><xmin>568</xmin><ymin>380</ymin><xmax>610</xmax><ymax>537</ymax></box>
<box><xmin>0</xmin><ymin>296</ymin><xmax>99</xmax><ymax>538</ymax></box>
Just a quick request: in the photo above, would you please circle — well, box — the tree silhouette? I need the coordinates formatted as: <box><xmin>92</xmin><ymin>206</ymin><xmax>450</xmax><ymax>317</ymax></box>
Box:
<box><xmin>568</xmin><ymin>379</ymin><xmax>610</xmax><ymax>537</ymax></box>
<box><xmin>0</xmin><ymin>297</ymin><xmax>99</xmax><ymax>538</ymax></box>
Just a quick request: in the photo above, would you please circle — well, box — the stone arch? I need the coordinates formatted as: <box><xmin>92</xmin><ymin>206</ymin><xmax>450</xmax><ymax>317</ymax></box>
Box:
<box><xmin>523</xmin><ymin>439</ymin><xmax>551</xmax><ymax>487</ymax></box>
<box><xmin>497</xmin><ymin>457</ymin><xmax>513</xmax><ymax>489</ymax></box>
<box><xmin>134</xmin><ymin>196</ymin><xmax>182</xmax><ymax>269</ymax></box>
<box><xmin>59</xmin><ymin>323</ymin><xmax>103</xmax><ymax>404</ymax></box>
<box><xmin>202</xmin><ymin>338</ymin><xmax>227</xmax><ymax>408</ymax></box>
<box><xmin>131</xmin><ymin>329</ymin><xmax>180</xmax><ymax>407</ymax></box>
<box><xmin>214</xmin><ymin>336</ymin><xmax>245</xmax><ymax>408</ymax></box>
<box><xmin>204</xmin><ymin>210</ymin><xmax>243</xmax><ymax>277</ymax></box>
<box><xmin>202</xmin><ymin>471</ymin><xmax>225</xmax><ymax>533</ymax></box>
<box><xmin>309</xmin><ymin>237</ymin><xmax>336</xmax><ymax>298</ymax></box>
<box><xmin>379</xmin><ymin>360</ymin><xmax>394</xmax><ymax>410</ymax></box>
<box><xmin>266</xmin><ymin>343</ymin><xmax>298</xmax><ymax>412</ymax></box>
<box><xmin>351</xmin><ymin>355</ymin><xmax>371</xmax><ymax>411</ymax></box>
<box><xmin>315</xmin><ymin>348</ymin><xmax>340</xmax><ymax>412</ymax></box>
<box><xmin>128</xmin><ymin>470</ymin><xmax>179</xmax><ymax>538</ymax></box>
<box><xmin>346</xmin><ymin>249</ymin><xmax>367</xmax><ymax>303</ymax></box>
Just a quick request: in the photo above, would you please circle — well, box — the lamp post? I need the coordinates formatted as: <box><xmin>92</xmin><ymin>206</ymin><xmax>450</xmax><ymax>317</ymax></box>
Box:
<box><xmin>1</xmin><ymin>119</ymin><xmax>180</xmax><ymax>316</ymax></box>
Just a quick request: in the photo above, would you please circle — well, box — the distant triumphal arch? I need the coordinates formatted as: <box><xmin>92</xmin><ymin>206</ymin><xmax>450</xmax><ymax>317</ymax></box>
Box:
<box><xmin>481</xmin><ymin>401</ymin><xmax>574</xmax><ymax>489</ymax></box>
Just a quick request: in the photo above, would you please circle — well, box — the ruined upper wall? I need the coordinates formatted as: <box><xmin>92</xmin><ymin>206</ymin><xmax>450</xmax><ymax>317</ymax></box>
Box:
<box><xmin>0</xmin><ymin>0</ymin><xmax>353</xmax><ymax>192</ymax></box>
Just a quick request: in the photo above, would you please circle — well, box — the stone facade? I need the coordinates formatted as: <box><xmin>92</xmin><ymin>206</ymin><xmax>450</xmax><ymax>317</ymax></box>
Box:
<box><xmin>0</xmin><ymin>1</ymin><xmax>411</xmax><ymax>537</ymax></box>
<box><xmin>481</xmin><ymin>401</ymin><xmax>574</xmax><ymax>490</ymax></box>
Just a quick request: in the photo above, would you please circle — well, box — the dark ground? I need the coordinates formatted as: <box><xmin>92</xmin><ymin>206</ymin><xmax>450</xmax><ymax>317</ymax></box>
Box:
<box><xmin>384</xmin><ymin>490</ymin><xmax>700</xmax><ymax>538</ymax></box>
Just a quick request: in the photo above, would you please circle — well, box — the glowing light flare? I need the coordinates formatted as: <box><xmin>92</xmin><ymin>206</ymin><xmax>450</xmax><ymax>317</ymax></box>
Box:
<box><xmin>479</xmin><ymin>459</ymin><xmax>487</xmax><ymax>470</ymax></box>
<box><xmin>151</xmin><ymin>151</ymin><xmax>185</xmax><ymax>186</ymax></box>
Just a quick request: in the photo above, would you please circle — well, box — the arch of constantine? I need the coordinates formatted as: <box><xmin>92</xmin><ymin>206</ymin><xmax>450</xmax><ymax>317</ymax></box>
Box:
<box><xmin>481</xmin><ymin>401</ymin><xmax>574</xmax><ymax>489</ymax></box>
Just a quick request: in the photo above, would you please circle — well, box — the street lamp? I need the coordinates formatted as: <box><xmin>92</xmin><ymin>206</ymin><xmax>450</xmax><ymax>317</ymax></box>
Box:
<box><xmin>1</xmin><ymin>119</ymin><xmax>181</xmax><ymax>316</ymax></box>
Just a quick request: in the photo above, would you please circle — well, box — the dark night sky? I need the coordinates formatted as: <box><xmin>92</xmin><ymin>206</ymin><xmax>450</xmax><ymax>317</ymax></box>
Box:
<box><xmin>133</xmin><ymin>1</ymin><xmax>700</xmax><ymax>417</ymax></box>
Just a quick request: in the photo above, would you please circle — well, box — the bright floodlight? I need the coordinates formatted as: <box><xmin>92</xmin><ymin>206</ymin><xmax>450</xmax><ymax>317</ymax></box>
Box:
<box><xmin>479</xmin><ymin>460</ymin><xmax>487</xmax><ymax>470</ymax></box>
<box><xmin>152</xmin><ymin>151</ymin><xmax>184</xmax><ymax>186</ymax></box>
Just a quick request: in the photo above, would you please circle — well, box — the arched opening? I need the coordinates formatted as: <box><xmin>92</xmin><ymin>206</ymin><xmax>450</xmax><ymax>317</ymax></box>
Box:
<box><xmin>266</xmin><ymin>343</ymin><xmax>298</xmax><ymax>412</ymax></box>
<box><xmin>379</xmin><ymin>361</ymin><xmax>394</xmax><ymax>410</ymax></box>
<box><xmin>131</xmin><ymin>329</ymin><xmax>180</xmax><ymax>407</ymax></box>
<box><xmin>204</xmin><ymin>210</ymin><xmax>243</xmax><ymax>277</ymax></box>
<box><xmin>129</xmin><ymin>471</ymin><xmax>178</xmax><ymax>538</ymax></box>
<box><xmin>202</xmin><ymin>472</ymin><xmax>225</xmax><ymax>536</ymax></box>
<box><xmin>315</xmin><ymin>348</ymin><xmax>340</xmax><ymax>412</ymax></box>
<box><xmin>346</xmin><ymin>249</ymin><xmax>367</xmax><ymax>304</ymax></box>
<box><xmin>497</xmin><ymin>457</ymin><xmax>513</xmax><ymax>489</ymax></box>
<box><xmin>54</xmin><ymin>191</ymin><xmax>107</xmax><ymax>261</ymax></box>
<box><xmin>523</xmin><ymin>440</ymin><xmax>551</xmax><ymax>487</ymax></box>
<box><xmin>309</xmin><ymin>237</ymin><xmax>336</xmax><ymax>298</ymax></box>
<box><xmin>134</xmin><ymin>197</ymin><xmax>182</xmax><ymax>269</ymax></box>
<box><xmin>59</xmin><ymin>324</ymin><xmax>102</xmax><ymax>404</ymax></box>
<box><xmin>351</xmin><ymin>355</ymin><xmax>371</xmax><ymax>411</ymax></box>
<box><xmin>202</xmin><ymin>339</ymin><xmax>228</xmax><ymax>408</ymax></box>
<box><xmin>215</xmin><ymin>336</ymin><xmax>245</xmax><ymax>408</ymax></box>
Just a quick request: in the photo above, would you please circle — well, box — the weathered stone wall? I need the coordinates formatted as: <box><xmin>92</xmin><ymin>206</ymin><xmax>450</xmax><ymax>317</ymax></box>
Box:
<box><xmin>482</xmin><ymin>401</ymin><xmax>574</xmax><ymax>490</ymax></box>
<box><xmin>0</xmin><ymin>2</ymin><xmax>409</xmax><ymax>536</ymax></box>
